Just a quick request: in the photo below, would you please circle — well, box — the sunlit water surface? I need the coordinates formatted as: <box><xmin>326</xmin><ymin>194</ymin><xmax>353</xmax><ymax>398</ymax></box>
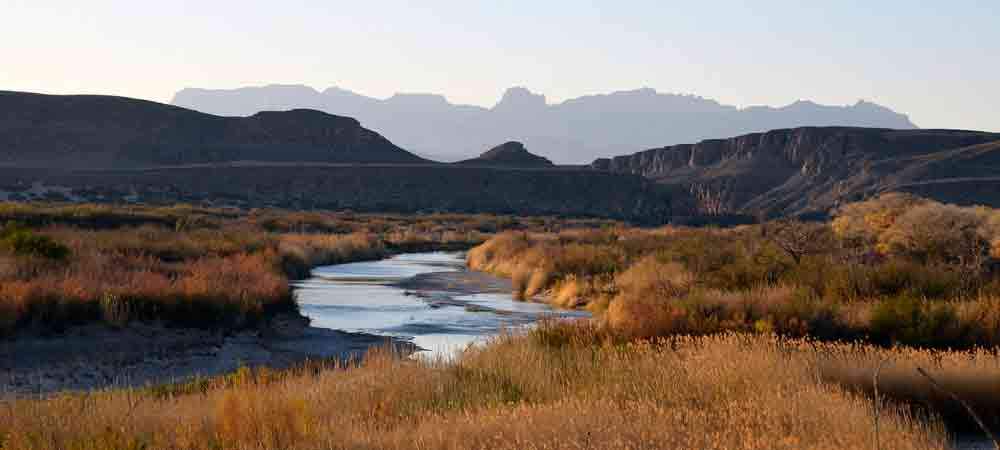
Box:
<box><xmin>294</xmin><ymin>252</ymin><xmax>588</xmax><ymax>359</ymax></box>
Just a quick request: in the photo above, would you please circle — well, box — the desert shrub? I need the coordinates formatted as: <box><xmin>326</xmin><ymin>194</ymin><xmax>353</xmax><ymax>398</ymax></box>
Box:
<box><xmin>868</xmin><ymin>296</ymin><xmax>962</xmax><ymax>347</ymax></box>
<box><xmin>882</xmin><ymin>202</ymin><xmax>991</xmax><ymax>266</ymax></box>
<box><xmin>100</xmin><ymin>292</ymin><xmax>132</xmax><ymax>328</ymax></box>
<box><xmin>831</xmin><ymin>193</ymin><xmax>929</xmax><ymax>250</ymax></box>
<box><xmin>604</xmin><ymin>257</ymin><xmax>697</xmax><ymax>338</ymax></box>
<box><xmin>615</xmin><ymin>254</ymin><xmax>693</xmax><ymax>299</ymax></box>
<box><xmin>955</xmin><ymin>296</ymin><xmax>1000</xmax><ymax>346</ymax></box>
<box><xmin>765</xmin><ymin>219</ymin><xmax>836</xmax><ymax>264</ymax></box>
<box><xmin>278</xmin><ymin>232</ymin><xmax>386</xmax><ymax>279</ymax></box>
<box><xmin>820</xmin><ymin>260</ymin><xmax>966</xmax><ymax>302</ymax></box>
<box><xmin>606</xmin><ymin>295</ymin><xmax>689</xmax><ymax>339</ymax></box>
<box><xmin>0</xmin><ymin>222</ymin><xmax>69</xmax><ymax>260</ymax></box>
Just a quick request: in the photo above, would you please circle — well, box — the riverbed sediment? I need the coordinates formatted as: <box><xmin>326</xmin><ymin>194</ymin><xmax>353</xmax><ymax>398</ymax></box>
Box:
<box><xmin>0</xmin><ymin>312</ymin><xmax>413</xmax><ymax>396</ymax></box>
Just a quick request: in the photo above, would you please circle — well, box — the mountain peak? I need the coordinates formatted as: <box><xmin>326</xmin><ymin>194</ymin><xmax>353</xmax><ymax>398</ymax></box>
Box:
<box><xmin>458</xmin><ymin>141</ymin><xmax>554</xmax><ymax>167</ymax></box>
<box><xmin>385</xmin><ymin>93</ymin><xmax>451</xmax><ymax>108</ymax></box>
<box><xmin>171</xmin><ymin>84</ymin><xmax>919</xmax><ymax>163</ymax></box>
<box><xmin>494</xmin><ymin>87</ymin><xmax>547</xmax><ymax>112</ymax></box>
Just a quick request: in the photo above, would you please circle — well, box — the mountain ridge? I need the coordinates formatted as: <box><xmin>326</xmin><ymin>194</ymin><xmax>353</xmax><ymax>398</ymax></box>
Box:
<box><xmin>172</xmin><ymin>84</ymin><xmax>917</xmax><ymax>164</ymax></box>
<box><xmin>0</xmin><ymin>90</ymin><xmax>672</xmax><ymax>222</ymax></box>
<box><xmin>591</xmin><ymin>127</ymin><xmax>1000</xmax><ymax>217</ymax></box>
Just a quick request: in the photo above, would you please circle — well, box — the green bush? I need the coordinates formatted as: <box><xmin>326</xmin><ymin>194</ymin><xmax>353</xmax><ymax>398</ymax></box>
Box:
<box><xmin>818</xmin><ymin>260</ymin><xmax>965</xmax><ymax>302</ymax></box>
<box><xmin>0</xmin><ymin>222</ymin><xmax>70</xmax><ymax>260</ymax></box>
<box><xmin>869</xmin><ymin>296</ymin><xmax>962</xmax><ymax>347</ymax></box>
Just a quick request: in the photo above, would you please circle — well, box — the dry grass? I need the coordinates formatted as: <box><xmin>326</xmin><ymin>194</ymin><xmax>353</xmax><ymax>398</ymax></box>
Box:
<box><xmin>468</xmin><ymin>201</ymin><xmax>1000</xmax><ymax>349</ymax></box>
<box><xmin>0</xmin><ymin>331</ymin><xmax>953</xmax><ymax>450</ymax></box>
<box><xmin>818</xmin><ymin>340</ymin><xmax>1000</xmax><ymax>433</ymax></box>
<box><xmin>0</xmin><ymin>202</ymin><xmax>618</xmax><ymax>334</ymax></box>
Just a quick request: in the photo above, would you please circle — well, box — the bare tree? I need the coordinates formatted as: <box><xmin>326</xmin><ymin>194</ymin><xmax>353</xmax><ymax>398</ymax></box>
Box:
<box><xmin>766</xmin><ymin>219</ymin><xmax>835</xmax><ymax>265</ymax></box>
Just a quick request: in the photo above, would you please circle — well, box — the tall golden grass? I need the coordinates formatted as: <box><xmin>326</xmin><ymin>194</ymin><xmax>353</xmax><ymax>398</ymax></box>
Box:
<box><xmin>468</xmin><ymin>196</ymin><xmax>1000</xmax><ymax>349</ymax></box>
<box><xmin>0</xmin><ymin>331</ymin><xmax>955</xmax><ymax>450</ymax></box>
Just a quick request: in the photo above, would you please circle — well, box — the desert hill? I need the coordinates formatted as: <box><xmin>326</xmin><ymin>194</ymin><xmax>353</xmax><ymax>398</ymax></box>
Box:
<box><xmin>592</xmin><ymin>127</ymin><xmax>1000</xmax><ymax>217</ymax></box>
<box><xmin>0</xmin><ymin>91</ymin><xmax>427</xmax><ymax>168</ymax></box>
<box><xmin>456</xmin><ymin>142</ymin><xmax>554</xmax><ymax>168</ymax></box>
<box><xmin>0</xmin><ymin>91</ymin><xmax>671</xmax><ymax>222</ymax></box>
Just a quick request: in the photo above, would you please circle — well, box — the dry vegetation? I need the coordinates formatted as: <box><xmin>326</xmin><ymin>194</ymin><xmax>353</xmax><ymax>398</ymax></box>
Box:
<box><xmin>0</xmin><ymin>329</ymin><xmax>957</xmax><ymax>450</ymax></box>
<box><xmin>469</xmin><ymin>193</ymin><xmax>1000</xmax><ymax>349</ymax></box>
<box><xmin>0</xmin><ymin>201</ymin><xmax>614</xmax><ymax>335</ymax></box>
<box><xmin>3</xmin><ymin>196</ymin><xmax>1000</xmax><ymax>448</ymax></box>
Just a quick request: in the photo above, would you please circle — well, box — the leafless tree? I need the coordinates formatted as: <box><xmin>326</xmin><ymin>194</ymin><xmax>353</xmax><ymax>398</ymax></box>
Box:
<box><xmin>766</xmin><ymin>219</ymin><xmax>835</xmax><ymax>265</ymax></box>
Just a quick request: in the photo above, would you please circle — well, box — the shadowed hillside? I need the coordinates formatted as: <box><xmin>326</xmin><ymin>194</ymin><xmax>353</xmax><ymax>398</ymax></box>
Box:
<box><xmin>0</xmin><ymin>166</ymin><xmax>672</xmax><ymax>223</ymax></box>
<box><xmin>0</xmin><ymin>91</ymin><xmax>427</xmax><ymax>168</ymax></box>
<box><xmin>0</xmin><ymin>91</ymin><xmax>677</xmax><ymax>222</ymax></box>
<box><xmin>592</xmin><ymin>127</ymin><xmax>1000</xmax><ymax>217</ymax></box>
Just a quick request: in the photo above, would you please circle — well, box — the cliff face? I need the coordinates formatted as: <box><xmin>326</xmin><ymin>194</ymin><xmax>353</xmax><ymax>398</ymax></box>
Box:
<box><xmin>0</xmin><ymin>91</ymin><xmax>427</xmax><ymax>168</ymax></box>
<box><xmin>592</xmin><ymin>127</ymin><xmax>1000</xmax><ymax>217</ymax></box>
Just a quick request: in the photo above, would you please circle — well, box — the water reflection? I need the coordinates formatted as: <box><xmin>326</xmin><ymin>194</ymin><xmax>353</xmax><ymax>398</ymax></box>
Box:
<box><xmin>294</xmin><ymin>252</ymin><xmax>587</xmax><ymax>358</ymax></box>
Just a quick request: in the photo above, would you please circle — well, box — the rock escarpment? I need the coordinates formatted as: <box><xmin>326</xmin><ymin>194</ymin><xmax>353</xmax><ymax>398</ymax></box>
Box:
<box><xmin>592</xmin><ymin>127</ymin><xmax>1000</xmax><ymax>217</ymax></box>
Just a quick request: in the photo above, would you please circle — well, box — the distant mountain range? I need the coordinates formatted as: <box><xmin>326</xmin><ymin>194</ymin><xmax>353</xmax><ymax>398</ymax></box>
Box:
<box><xmin>2</xmin><ymin>90</ymin><xmax>997</xmax><ymax>223</ymax></box>
<box><xmin>0</xmin><ymin>91</ymin><xmax>670</xmax><ymax>221</ymax></box>
<box><xmin>171</xmin><ymin>85</ymin><xmax>917</xmax><ymax>164</ymax></box>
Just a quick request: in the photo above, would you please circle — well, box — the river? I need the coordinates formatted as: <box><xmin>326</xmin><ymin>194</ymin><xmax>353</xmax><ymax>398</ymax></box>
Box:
<box><xmin>293</xmin><ymin>251</ymin><xmax>588</xmax><ymax>358</ymax></box>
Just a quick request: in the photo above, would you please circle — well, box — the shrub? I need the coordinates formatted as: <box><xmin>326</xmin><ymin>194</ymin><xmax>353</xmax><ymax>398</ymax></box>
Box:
<box><xmin>868</xmin><ymin>296</ymin><xmax>962</xmax><ymax>347</ymax></box>
<box><xmin>0</xmin><ymin>223</ymin><xmax>69</xmax><ymax>260</ymax></box>
<box><xmin>882</xmin><ymin>202</ymin><xmax>990</xmax><ymax>266</ymax></box>
<box><xmin>765</xmin><ymin>219</ymin><xmax>836</xmax><ymax>264</ymax></box>
<box><xmin>100</xmin><ymin>293</ymin><xmax>132</xmax><ymax>328</ymax></box>
<box><xmin>615</xmin><ymin>255</ymin><xmax>693</xmax><ymax>299</ymax></box>
<box><xmin>831</xmin><ymin>192</ymin><xmax>928</xmax><ymax>249</ymax></box>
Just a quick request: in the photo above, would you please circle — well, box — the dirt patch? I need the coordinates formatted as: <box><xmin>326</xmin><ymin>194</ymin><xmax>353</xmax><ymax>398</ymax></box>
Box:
<box><xmin>393</xmin><ymin>270</ymin><xmax>513</xmax><ymax>295</ymax></box>
<box><xmin>0</xmin><ymin>313</ymin><xmax>413</xmax><ymax>397</ymax></box>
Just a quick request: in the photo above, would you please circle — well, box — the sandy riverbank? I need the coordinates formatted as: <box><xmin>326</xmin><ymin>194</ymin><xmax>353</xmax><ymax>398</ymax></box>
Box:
<box><xmin>393</xmin><ymin>269</ymin><xmax>513</xmax><ymax>295</ymax></box>
<box><xmin>0</xmin><ymin>313</ymin><xmax>414</xmax><ymax>397</ymax></box>
<box><xmin>1</xmin><ymin>257</ymin><xmax>521</xmax><ymax>397</ymax></box>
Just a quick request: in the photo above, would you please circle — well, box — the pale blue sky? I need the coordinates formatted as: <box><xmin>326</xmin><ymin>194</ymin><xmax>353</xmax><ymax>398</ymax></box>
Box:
<box><xmin>2</xmin><ymin>0</ymin><xmax>997</xmax><ymax>131</ymax></box>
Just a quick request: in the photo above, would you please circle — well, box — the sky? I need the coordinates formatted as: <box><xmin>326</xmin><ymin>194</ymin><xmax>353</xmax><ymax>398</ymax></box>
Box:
<box><xmin>2</xmin><ymin>0</ymin><xmax>998</xmax><ymax>131</ymax></box>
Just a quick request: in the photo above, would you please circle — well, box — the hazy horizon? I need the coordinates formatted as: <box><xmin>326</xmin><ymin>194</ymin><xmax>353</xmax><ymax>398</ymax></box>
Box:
<box><xmin>174</xmin><ymin>83</ymin><xmax>905</xmax><ymax>113</ymax></box>
<box><xmin>3</xmin><ymin>0</ymin><xmax>998</xmax><ymax>132</ymax></box>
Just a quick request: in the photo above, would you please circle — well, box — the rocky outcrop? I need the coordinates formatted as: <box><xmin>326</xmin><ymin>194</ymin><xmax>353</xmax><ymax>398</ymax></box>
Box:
<box><xmin>0</xmin><ymin>91</ymin><xmax>427</xmax><ymax>168</ymax></box>
<box><xmin>592</xmin><ymin>127</ymin><xmax>1000</xmax><ymax>217</ymax></box>
<box><xmin>456</xmin><ymin>142</ymin><xmax>554</xmax><ymax>167</ymax></box>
